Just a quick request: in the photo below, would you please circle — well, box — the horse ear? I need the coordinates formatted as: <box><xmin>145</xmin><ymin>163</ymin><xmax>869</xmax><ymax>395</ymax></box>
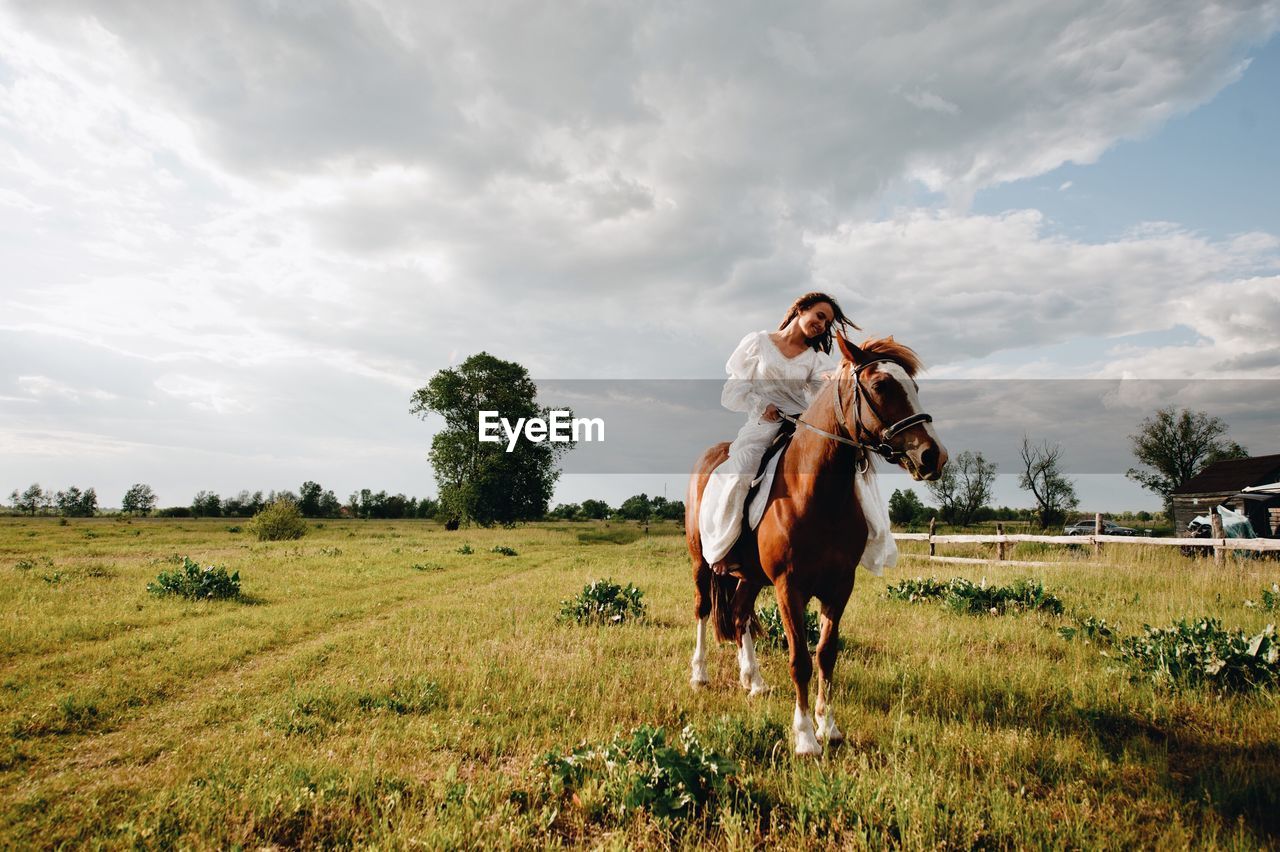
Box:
<box><xmin>835</xmin><ymin>332</ymin><xmax>863</xmax><ymax>364</ymax></box>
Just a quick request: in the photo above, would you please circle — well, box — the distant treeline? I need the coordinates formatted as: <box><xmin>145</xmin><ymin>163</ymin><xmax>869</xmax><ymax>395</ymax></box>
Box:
<box><xmin>5</xmin><ymin>480</ymin><xmax>685</xmax><ymax>524</ymax></box>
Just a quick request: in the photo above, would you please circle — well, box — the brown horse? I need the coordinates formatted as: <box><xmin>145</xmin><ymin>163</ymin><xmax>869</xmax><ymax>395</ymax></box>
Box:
<box><xmin>685</xmin><ymin>333</ymin><xmax>947</xmax><ymax>755</ymax></box>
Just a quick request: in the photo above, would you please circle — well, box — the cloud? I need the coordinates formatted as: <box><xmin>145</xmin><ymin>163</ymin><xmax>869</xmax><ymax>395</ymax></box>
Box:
<box><xmin>809</xmin><ymin>210</ymin><xmax>1280</xmax><ymax>377</ymax></box>
<box><xmin>1</xmin><ymin>1</ymin><xmax>1278</xmax><ymax>503</ymax></box>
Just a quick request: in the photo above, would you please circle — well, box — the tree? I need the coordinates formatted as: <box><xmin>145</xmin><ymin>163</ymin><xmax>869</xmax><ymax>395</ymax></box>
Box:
<box><xmin>298</xmin><ymin>481</ymin><xmax>324</xmax><ymax>517</ymax></box>
<box><xmin>318</xmin><ymin>489</ymin><xmax>341</xmax><ymax>518</ymax></box>
<box><xmin>924</xmin><ymin>450</ymin><xmax>996</xmax><ymax>526</ymax></box>
<box><xmin>650</xmin><ymin>496</ymin><xmax>686</xmax><ymax>521</ymax></box>
<box><xmin>55</xmin><ymin>486</ymin><xmax>97</xmax><ymax>517</ymax></box>
<box><xmin>888</xmin><ymin>488</ymin><xmax>924</xmax><ymax>525</ymax></box>
<box><xmin>617</xmin><ymin>494</ymin><xmax>652</xmax><ymax>523</ymax></box>
<box><xmin>9</xmin><ymin>483</ymin><xmax>49</xmax><ymax>516</ymax></box>
<box><xmin>191</xmin><ymin>490</ymin><xmax>222</xmax><ymax>518</ymax></box>
<box><xmin>1126</xmin><ymin>406</ymin><xmax>1248</xmax><ymax>517</ymax></box>
<box><xmin>548</xmin><ymin>502</ymin><xmax>582</xmax><ymax>520</ymax></box>
<box><xmin>579</xmin><ymin>499</ymin><xmax>611</xmax><ymax>520</ymax></box>
<box><xmin>121</xmin><ymin>483</ymin><xmax>157</xmax><ymax>516</ymax></box>
<box><xmin>1018</xmin><ymin>437</ymin><xmax>1080</xmax><ymax>529</ymax></box>
<box><xmin>410</xmin><ymin>352</ymin><xmax>574</xmax><ymax>526</ymax></box>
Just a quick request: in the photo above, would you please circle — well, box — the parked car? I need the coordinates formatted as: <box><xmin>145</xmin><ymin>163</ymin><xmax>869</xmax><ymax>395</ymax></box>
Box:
<box><xmin>1063</xmin><ymin>519</ymin><xmax>1138</xmax><ymax>536</ymax></box>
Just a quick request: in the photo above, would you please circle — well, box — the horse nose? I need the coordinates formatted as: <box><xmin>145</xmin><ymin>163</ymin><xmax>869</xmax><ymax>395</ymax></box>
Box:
<box><xmin>920</xmin><ymin>444</ymin><xmax>946</xmax><ymax>477</ymax></box>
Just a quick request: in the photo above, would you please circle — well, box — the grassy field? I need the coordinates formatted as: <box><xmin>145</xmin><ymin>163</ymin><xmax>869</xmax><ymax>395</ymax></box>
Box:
<box><xmin>2</xmin><ymin>516</ymin><xmax>1279</xmax><ymax>849</ymax></box>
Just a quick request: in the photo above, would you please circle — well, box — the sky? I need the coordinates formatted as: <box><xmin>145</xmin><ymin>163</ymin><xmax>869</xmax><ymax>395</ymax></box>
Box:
<box><xmin>2</xmin><ymin>0</ymin><xmax>1278</xmax><ymax>513</ymax></box>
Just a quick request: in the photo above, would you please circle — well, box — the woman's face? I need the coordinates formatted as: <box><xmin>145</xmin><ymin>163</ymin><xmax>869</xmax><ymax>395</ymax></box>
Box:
<box><xmin>798</xmin><ymin>302</ymin><xmax>834</xmax><ymax>339</ymax></box>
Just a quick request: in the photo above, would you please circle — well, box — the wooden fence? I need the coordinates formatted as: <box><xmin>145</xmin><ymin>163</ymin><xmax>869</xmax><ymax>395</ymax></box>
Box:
<box><xmin>894</xmin><ymin>513</ymin><xmax>1280</xmax><ymax>567</ymax></box>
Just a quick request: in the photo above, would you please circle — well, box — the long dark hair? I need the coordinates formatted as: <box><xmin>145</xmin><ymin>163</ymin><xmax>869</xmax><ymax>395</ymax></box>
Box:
<box><xmin>778</xmin><ymin>291</ymin><xmax>858</xmax><ymax>354</ymax></box>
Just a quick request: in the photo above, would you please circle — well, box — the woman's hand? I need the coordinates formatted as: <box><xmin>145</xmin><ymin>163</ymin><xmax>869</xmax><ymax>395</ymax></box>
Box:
<box><xmin>762</xmin><ymin>404</ymin><xmax>780</xmax><ymax>422</ymax></box>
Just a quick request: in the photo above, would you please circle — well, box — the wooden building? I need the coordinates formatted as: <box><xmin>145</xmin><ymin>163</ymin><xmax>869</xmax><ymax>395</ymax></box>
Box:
<box><xmin>1171</xmin><ymin>454</ymin><xmax>1280</xmax><ymax>536</ymax></box>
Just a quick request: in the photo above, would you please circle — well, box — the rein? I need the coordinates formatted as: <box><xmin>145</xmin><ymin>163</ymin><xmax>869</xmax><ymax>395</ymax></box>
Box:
<box><xmin>778</xmin><ymin>358</ymin><xmax>932</xmax><ymax>465</ymax></box>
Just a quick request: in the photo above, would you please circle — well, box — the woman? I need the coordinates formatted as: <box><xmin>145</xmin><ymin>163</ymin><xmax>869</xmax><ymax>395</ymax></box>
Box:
<box><xmin>700</xmin><ymin>292</ymin><xmax>858</xmax><ymax>574</ymax></box>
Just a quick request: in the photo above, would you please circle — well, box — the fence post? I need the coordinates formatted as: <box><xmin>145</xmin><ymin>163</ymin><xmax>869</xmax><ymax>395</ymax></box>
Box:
<box><xmin>996</xmin><ymin>522</ymin><xmax>1006</xmax><ymax>561</ymax></box>
<box><xmin>1210</xmin><ymin>510</ymin><xmax>1225</xmax><ymax>567</ymax></box>
<box><xmin>928</xmin><ymin>517</ymin><xmax>936</xmax><ymax>558</ymax></box>
<box><xmin>1094</xmin><ymin>512</ymin><xmax>1103</xmax><ymax>559</ymax></box>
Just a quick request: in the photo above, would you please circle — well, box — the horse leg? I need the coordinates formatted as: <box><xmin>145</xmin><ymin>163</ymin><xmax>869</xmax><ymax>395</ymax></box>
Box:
<box><xmin>814</xmin><ymin>603</ymin><xmax>847</xmax><ymax>744</ymax></box>
<box><xmin>776</xmin><ymin>579</ymin><xmax>820</xmax><ymax>755</ymax></box>
<box><xmin>690</xmin><ymin>565</ymin><xmax>711</xmax><ymax>688</ymax></box>
<box><xmin>732</xmin><ymin>582</ymin><xmax>768</xmax><ymax>696</ymax></box>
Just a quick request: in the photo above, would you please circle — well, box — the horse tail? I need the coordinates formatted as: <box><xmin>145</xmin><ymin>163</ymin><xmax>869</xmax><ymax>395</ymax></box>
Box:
<box><xmin>709</xmin><ymin>572</ymin><xmax>738</xmax><ymax>643</ymax></box>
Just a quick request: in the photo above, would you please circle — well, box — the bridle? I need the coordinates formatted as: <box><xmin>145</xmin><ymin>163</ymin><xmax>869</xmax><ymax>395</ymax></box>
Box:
<box><xmin>778</xmin><ymin>358</ymin><xmax>933</xmax><ymax>466</ymax></box>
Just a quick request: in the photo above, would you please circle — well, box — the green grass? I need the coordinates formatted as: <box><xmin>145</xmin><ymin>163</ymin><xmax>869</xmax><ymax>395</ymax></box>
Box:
<box><xmin>1</xmin><ymin>517</ymin><xmax>1278</xmax><ymax>847</ymax></box>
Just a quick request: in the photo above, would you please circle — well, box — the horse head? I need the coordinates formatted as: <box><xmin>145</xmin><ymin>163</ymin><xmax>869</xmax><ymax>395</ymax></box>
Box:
<box><xmin>833</xmin><ymin>333</ymin><xmax>948</xmax><ymax>481</ymax></box>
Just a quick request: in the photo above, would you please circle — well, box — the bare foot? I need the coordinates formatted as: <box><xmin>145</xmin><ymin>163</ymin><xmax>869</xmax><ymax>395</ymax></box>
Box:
<box><xmin>711</xmin><ymin>559</ymin><xmax>740</xmax><ymax>576</ymax></box>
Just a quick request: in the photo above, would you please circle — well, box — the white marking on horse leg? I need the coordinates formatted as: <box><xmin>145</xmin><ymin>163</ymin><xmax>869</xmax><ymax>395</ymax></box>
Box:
<box><xmin>815</xmin><ymin>705</ymin><xmax>844</xmax><ymax>743</ymax></box>
<box><xmin>690</xmin><ymin>617</ymin><xmax>709</xmax><ymax>688</ymax></box>
<box><xmin>737</xmin><ymin>629</ymin><xmax>769</xmax><ymax>696</ymax></box>
<box><xmin>814</xmin><ymin>672</ymin><xmax>844</xmax><ymax>743</ymax></box>
<box><xmin>793</xmin><ymin>702</ymin><xmax>821</xmax><ymax>756</ymax></box>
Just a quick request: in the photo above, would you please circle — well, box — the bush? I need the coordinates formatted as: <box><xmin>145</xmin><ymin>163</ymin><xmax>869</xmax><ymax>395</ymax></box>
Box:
<box><xmin>490</xmin><ymin>545</ymin><xmax>518</xmax><ymax>556</ymax></box>
<box><xmin>147</xmin><ymin>557</ymin><xmax>240</xmax><ymax>600</ymax></box>
<box><xmin>1058</xmin><ymin>615</ymin><xmax>1118</xmax><ymax>644</ymax></box>
<box><xmin>1245</xmin><ymin>583</ymin><xmax>1280</xmax><ymax>612</ymax></box>
<box><xmin>1117</xmin><ymin>618</ymin><xmax>1279</xmax><ymax>692</ymax></box>
<box><xmin>559</xmin><ymin>579</ymin><xmax>646</xmax><ymax>625</ymax></box>
<box><xmin>885</xmin><ymin>576</ymin><xmax>1064</xmax><ymax>615</ymax></box>
<box><xmin>756</xmin><ymin>603</ymin><xmax>820</xmax><ymax>650</ymax></box>
<box><xmin>248</xmin><ymin>499</ymin><xmax>307</xmax><ymax>541</ymax></box>
<box><xmin>542</xmin><ymin>725</ymin><xmax>737</xmax><ymax>822</ymax></box>
<box><xmin>155</xmin><ymin>507</ymin><xmax>192</xmax><ymax>518</ymax></box>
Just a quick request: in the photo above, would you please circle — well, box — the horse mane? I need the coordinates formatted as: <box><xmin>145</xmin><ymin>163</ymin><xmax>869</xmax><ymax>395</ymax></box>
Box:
<box><xmin>859</xmin><ymin>336</ymin><xmax>923</xmax><ymax>377</ymax></box>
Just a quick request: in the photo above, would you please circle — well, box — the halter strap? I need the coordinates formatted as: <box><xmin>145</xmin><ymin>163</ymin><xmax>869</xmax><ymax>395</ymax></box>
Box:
<box><xmin>780</xmin><ymin>358</ymin><xmax>933</xmax><ymax>464</ymax></box>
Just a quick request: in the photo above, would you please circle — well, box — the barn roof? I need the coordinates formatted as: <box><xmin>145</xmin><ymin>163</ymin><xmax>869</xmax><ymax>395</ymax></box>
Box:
<box><xmin>1173</xmin><ymin>454</ymin><xmax>1280</xmax><ymax>495</ymax></box>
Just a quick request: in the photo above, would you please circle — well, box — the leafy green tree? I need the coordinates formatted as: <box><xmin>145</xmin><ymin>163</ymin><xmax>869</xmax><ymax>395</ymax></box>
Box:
<box><xmin>1018</xmin><ymin>437</ymin><xmax>1080</xmax><ymax>529</ymax></box>
<box><xmin>9</xmin><ymin>483</ymin><xmax>49</xmax><ymax>516</ymax></box>
<box><xmin>410</xmin><ymin>352</ymin><xmax>574</xmax><ymax>526</ymax></box>
<box><xmin>888</xmin><ymin>488</ymin><xmax>924</xmax><ymax>525</ymax></box>
<box><xmin>121</xmin><ymin>483</ymin><xmax>157</xmax><ymax>516</ymax></box>
<box><xmin>318</xmin><ymin>489</ymin><xmax>341</xmax><ymax>518</ymax></box>
<box><xmin>55</xmin><ymin>486</ymin><xmax>97</xmax><ymax>517</ymax></box>
<box><xmin>925</xmin><ymin>450</ymin><xmax>996</xmax><ymax>526</ymax></box>
<box><xmin>191</xmin><ymin>490</ymin><xmax>222</xmax><ymax>518</ymax></box>
<box><xmin>548</xmin><ymin>502</ymin><xmax>582</xmax><ymax>520</ymax></box>
<box><xmin>298</xmin><ymin>481</ymin><xmax>324</xmax><ymax>517</ymax></box>
<box><xmin>617</xmin><ymin>494</ymin><xmax>652</xmax><ymax>523</ymax></box>
<box><xmin>1126</xmin><ymin>406</ymin><xmax>1248</xmax><ymax>517</ymax></box>
<box><xmin>222</xmin><ymin>490</ymin><xmax>263</xmax><ymax>518</ymax></box>
<box><xmin>579</xmin><ymin>499</ymin><xmax>611</xmax><ymax>520</ymax></box>
<box><xmin>650</xmin><ymin>496</ymin><xmax>686</xmax><ymax>521</ymax></box>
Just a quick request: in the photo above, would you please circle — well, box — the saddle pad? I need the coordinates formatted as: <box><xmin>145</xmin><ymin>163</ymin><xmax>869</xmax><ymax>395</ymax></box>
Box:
<box><xmin>745</xmin><ymin>449</ymin><xmax>784</xmax><ymax>530</ymax></box>
<box><xmin>740</xmin><ymin>454</ymin><xmax>899</xmax><ymax>578</ymax></box>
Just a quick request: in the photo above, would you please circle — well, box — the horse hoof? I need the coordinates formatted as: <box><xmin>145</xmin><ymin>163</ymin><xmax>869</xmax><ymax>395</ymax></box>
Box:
<box><xmin>816</xmin><ymin>715</ymin><xmax>844</xmax><ymax>743</ymax></box>
<box><xmin>690</xmin><ymin>677</ymin><xmax>710</xmax><ymax>690</ymax></box>
<box><xmin>748</xmin><ymin>682</ymin><xmax>771</xmax><ymax>697</ymax></box>
<box><xmin>794</xmin><ymin>736</ymin><xmax>822</xmax><ymax>757</ymax></box>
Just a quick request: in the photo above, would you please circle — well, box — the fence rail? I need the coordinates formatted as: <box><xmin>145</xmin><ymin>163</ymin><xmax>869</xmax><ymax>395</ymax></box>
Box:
<box><xmin>894</xmin><ymin>513</ymin><xmax>1280</xmax><ymax>567</ymax></box>
<box><xmin>893</xmin><ymin>532</ymin><xmax>1280</xmax><ymax>551</ymax></box>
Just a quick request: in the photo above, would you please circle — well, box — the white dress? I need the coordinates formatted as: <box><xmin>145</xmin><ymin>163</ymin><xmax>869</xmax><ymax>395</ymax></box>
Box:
<box><xmin>699</xmin><ymin>330</ymin><xmax>830</xmax><ymax>565</ymax></box>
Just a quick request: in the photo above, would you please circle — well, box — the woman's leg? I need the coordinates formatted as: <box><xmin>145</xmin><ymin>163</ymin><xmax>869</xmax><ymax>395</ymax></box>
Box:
<box><xmin>698</xmin><ymin>418</ymin><xmax>780</xmax><ymax>567</ymax></box>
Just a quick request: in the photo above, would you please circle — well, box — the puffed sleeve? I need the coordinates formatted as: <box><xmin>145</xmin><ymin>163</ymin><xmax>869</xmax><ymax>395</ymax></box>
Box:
<box><xmin>720</xmin><ymin>331</ymin><xmax>766</xmax><ymax>417</ymax></box>
<box><xmin>801</xmin><ymin>351</ymin><xmax>835</xmax><ymax>408</ymax></box>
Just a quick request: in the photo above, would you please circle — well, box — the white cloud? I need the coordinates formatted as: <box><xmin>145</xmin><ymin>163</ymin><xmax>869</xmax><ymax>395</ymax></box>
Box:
<box><xmin>809</xmin><ymin>210</ymin><xmax>1280</xmax><ymax>377</ymax></box>
<box><xmin>1</xmin><ymin>0</ymin><xmax>1277</xmax><ymax>502</ymax></box>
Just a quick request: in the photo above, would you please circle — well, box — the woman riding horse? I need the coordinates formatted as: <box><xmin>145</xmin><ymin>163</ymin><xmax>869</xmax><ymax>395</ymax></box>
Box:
<box><xmin>698</xmin><ymin>292</ymin><xmax>858</xmax><ymax>576</ymax></box>
<box><xmin>687</xmin><ymin>316</ymin><xmax>947</xmax><ymax>755</ymax></box>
